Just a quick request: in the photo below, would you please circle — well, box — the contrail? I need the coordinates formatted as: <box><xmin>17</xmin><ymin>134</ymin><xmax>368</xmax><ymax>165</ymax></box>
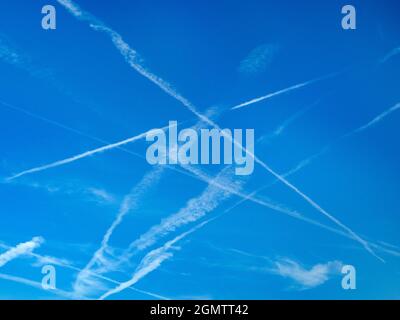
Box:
<box><xmin>0</xmin><ymin>236</ymin><xmax>43</xmax><ymax>267</ymax></box>
<box><xmin>231</xmin><ymin>72</ymin><xmax>342</xmax><ymax>110</ymax></box>
<box><xmin>72</xmin><ymin>112</ymin><xmax>218</xmax><ymax>295</ymax></box>
<box><xmin>5</xmin><ymin>124</ymin><xmax>170</xmax><ymax>181</ymax></box>
<box><xmin>0</xmin><ymin>241</ymin><xmax>168</xmax><ymax>299</ymax></box>
<box><xmin>126</xmin><ymin>167</ymin><xmax>240</xmax><ymax>253</ymax></box>
<box><xmin>73</xmin><ymin>166</ymin><xmax>165</xmax><ymax>297</ymax></box>
<box><xmin>58</xmin><ymin>0</ymin><xmax>378</xmax><ymax>259</ymax></box>
<box><xmin>380</xmin><ymin>46</ymin><xmax>400</xmax><ymax>64</ymax></box>
<box><xmin>354</xmin><ymin>102</ymin><xmax>400</xmax><ymax>133</ymax></box>
<box><xmin>99</xmin><ymin>219</ymin><xmax>211</xmax><ymax>300</ymax></box>
<box><xmin>0</xmin><ymin>272</ymin><xmax>77</xmax><ymax>299</ymax></box>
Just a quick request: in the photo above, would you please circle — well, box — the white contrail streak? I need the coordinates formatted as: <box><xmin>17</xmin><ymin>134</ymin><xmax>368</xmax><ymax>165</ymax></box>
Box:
<box><xmin>73</xmin><ymin>166</ymin><xmax>165</xmax><ymax>297</ymax></box>
<box><xmin>380</xmin><ymin>46</ymin><xmax>400</xmax><ymax>64</ymax></box>
<box><xmin>58</xmin><ymin>0</ymin><xmax>378</xmax><ymax>259</ymax></box>
<box><xmin>6</xmin><ymin>124</ymin><xmax>169</xmax><ymax>181</ymax></box>
<box><xmin>354</xmin><ymin>102</ymin><xmax>400</xmax><ymax>133</ymax></box>
<box><xmin>126</xmin><ymin>167</ymin><xmax>239</xmax><ymax>253</ymax></box>
<box><xmin>231</xmin><ymin>72</ymin><xmax>342</xmax><ymax>110</ymax></box>
<box><xmin>0</xmin><ymin>272</ymin><xmax>77</xmax><ymax>299</ymax></box>
<box><xmin>99</xmin><ymin>220</ymin><xmax>211</xmax><ymax>300</ymax></box>
<box><xmin>0</xmin><ymin>237</ymin><xmax>43</xmax><ymax>267</ymax></box>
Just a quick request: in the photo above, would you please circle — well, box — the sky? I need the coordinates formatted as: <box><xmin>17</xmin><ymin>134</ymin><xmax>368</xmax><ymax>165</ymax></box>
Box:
<box><xmin>0</xmin><ymin>0</ymin><xmax>399</xmax><ymax>300</ymax></box>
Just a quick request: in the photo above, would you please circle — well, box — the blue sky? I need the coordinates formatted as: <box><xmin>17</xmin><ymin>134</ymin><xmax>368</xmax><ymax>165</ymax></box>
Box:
<box><xmin>0</xmin><ymin>0</ymin><xmax>399</xmax><ymax>299</ymax></box>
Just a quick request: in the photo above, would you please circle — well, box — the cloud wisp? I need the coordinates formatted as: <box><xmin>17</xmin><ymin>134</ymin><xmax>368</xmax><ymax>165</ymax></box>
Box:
<box><xmin>270</xmin><ymin>258</ymin><xmax>343</xmax><ymax>289</ymax></box>
<box><xmin>99</xmin><ymin>219</ymin><xmax>211</xmax><ymax>300</ymax></box>
<box><xmin>231</xmin><ymin>72</ymin><xmax>342</xmax><ymax>110</ymax></box>
<box><xmin>244</xmin><ymin>101</ymin><xmax>400</xmax><ymax>210</ymax></box>
<box><xmin>238</xmin><ymin>43</ymin><xmax>279</xmax><ymax>75</ymax></box>
<box><xmin>0</xmin><ymin>237</ymin><xmax>44</xmax><ymax>268</ymax></box>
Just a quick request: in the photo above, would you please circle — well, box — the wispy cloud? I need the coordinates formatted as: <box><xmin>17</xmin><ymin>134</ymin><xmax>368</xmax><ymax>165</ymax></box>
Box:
<box><xmin>231</xmin><ymin>71</ymin><xmax>342</xmax><ymax>110</ymax></box>
<box><xmin>270</xmin><ymin>258</ymin><xmax>343</xmax><ymax>289</ymax></box>
<box><xmin>86</xmin><ymin>187</ymin><xmax>116</xmax><ymax>204</ymax></box>
<box><xmin>238</xmin><ymin>43</ymin><xmax>279</xmax><ymax>75</ymax></box>
<box><xmin>57</xmin><ymin>0</ymin><xmax>377</xmax><ymax>260</ymax></box>
<box><xmin>0</xmin><ymin>237</ymin><xmax>44</xmax><ymax>267</ymax></box>
<box><xmin>99</xmin><ymin>220</ymin><xmax>211</xmax><ymax>300</ymax></box>
<box><xmin>73</xmin><ymin>166</ymin><xmax>165</xmax><ymax>297</ymax></box>
<box><xmin>0</xmin><ymin>35</ymin><xmax>52</xmax><ymax>79</ymax></box>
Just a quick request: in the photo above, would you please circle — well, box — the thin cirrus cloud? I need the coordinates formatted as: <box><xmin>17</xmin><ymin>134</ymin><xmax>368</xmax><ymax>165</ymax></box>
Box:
<box><xmin>58</xmin><ymin>0</ymin><xmax>379</xmax><ymax>259</ymax></box>
<box><xmin>0</xmin><ymin>237</ymin><xmax>44</xmax><ymax>268</ymax></box>
<box><xmin>238</xmin><ymin>43</ymin><xmax>280</xmax><ymax>75</ymax></box>
<box><xmin>99</xmin><ymin>219</ymin><xmax>212</xmax><ymax>300</ymax></box>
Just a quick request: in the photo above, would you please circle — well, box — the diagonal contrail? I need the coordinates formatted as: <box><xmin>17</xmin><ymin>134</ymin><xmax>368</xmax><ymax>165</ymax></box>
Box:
<box><xmin>5</xmin><ymin>124</ymin><xmax>170</xmax><ymax>181</ymax></box>
<box><xmin>231</xmin><ymin>72</ymin><xmax>342</xmax><ymax>110</ymax></box>
<box><xmin>354</xmin><ymin>102</ymin><xmax>400</xmax><ymax>133</ymax></box>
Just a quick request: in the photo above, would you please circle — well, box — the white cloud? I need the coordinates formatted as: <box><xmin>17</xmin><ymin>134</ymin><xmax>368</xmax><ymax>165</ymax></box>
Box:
<box><xmin>0</xmin><ymin>237</ymin><xmax>44</xmax><ymax>267</ymax></box>
<box><xmin>270</xmin><ymin>258</ymin><xmax>343</xmax><ymax>289</ymax></box>
<box><xmin>238</xmin><ymin>44</ymin><xmax>279</xmax><ymax>75</ymax></box>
